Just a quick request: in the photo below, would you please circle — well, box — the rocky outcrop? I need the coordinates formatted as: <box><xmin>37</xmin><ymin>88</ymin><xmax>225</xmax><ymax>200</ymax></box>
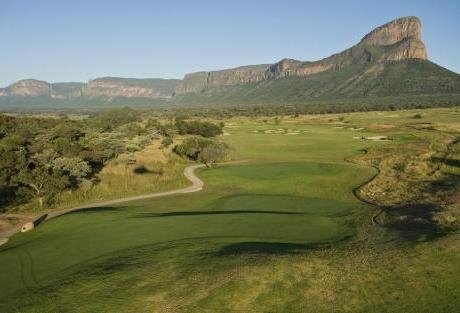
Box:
<box><xmin>3</xmin><ymin>79</ymin><xmax>50</xmax><ymax>97</ymax></box>
<box><xmin>0</xmin><ymin>80</ymin><xmax>84</xmax><ymax>99</ymax></box>
<box><xmin>0</xmin><ymin>77</ymin><xmax>180</xmax><ymax>100</ymax></box>
<box><xmin>175</xmin><ymin>16</ymin><xmax>428</xmax><ymax>94</ymax></box>
<box><xmin>175</xmin><ymin>65</ymin><xmax>269</xmax><ymax>94</ymax></box>
<box><xmin>82</xmin><ymin>77</ymin><xmax>180</xmax><ymax>99</ymax></box>
<box><xmin>361</xmin><ymin>16</ymin><xmax>423</xmax><ymax>46</ymax></box>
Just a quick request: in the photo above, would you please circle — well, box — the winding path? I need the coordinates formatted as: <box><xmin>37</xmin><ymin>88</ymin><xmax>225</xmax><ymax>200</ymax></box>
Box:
<box><xmin>0</xmin><ymin>164</ymin><xmax>206</xmax><ymax>245</ymax></box>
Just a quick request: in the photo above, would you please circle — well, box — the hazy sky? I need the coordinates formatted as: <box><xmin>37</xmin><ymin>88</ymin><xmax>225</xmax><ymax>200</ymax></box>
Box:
<box><xmin>1</xmin><ymin>0</ymin><xmax>459</xmax><ymax>86</ymax></box>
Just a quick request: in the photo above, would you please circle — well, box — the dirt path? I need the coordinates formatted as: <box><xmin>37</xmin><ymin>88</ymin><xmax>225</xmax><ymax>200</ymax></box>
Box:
<box><xmin>0</xmin><ymin>164</ymin><xmax>205</xmax><ymax>245</ymax></box>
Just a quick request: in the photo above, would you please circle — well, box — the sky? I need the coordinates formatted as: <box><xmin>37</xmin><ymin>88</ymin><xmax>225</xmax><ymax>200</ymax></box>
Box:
<box><xmin>0</xmin><ymin>0</ymin><xmax>459</xmax><ymax>86</ymax></box>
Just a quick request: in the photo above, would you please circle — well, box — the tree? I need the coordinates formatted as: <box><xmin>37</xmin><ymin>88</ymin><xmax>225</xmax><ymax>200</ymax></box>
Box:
<box><xmin>173</xmin><ymin>136</ymin><xmax>212</xmax><ymax>160</ymax></box>
<box><xmin>15</xmin><ymin>166</ymin><xmax>69</xmax><ymax>208</ymax></box>
<box><xmin>173</xmin><ymin>136</ymin><xmax>228</xmax><ymax>165</ymax></box>
<box><xmin>199</xmin><ymin>143</ymin><xmax>228</xmax><ymax>166</ymax></box>
<box><xmin>51</xmin><ymin>157</ymin><xmax>91</xmax><ymax>187</ymax></box>
<box><xmin>175</xmin><ymin>120</ymin><xmax>223</xmax><ymax>137</ymax></box>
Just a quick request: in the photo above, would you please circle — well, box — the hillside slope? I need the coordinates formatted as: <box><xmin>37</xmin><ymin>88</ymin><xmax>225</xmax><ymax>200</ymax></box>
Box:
<box><xmin>1</xmin><ymin>16</ymin><xmax>459</xmax><ymax>111</ymax></box>
<box><xmin>173</xmin><ymin>60</ymin><xmax>460</xmax><ymax>106</ymax></box>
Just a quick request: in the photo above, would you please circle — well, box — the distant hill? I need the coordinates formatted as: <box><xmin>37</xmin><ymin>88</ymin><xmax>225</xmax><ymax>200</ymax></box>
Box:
<box><xmin>1</xmin><ymin>16</ymin><xmax>459</xmax><ymax>112</ymax></box>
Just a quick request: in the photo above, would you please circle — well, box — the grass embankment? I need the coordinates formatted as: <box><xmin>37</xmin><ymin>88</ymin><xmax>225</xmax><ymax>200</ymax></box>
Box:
<box><xmin>0</xmin><ymin>108</ymin><xmax>459</xmax><ymax>312</ymax></box>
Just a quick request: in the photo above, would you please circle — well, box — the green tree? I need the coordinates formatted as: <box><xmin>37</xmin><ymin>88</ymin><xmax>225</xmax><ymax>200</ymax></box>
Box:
<box><xmin>173</xmin><ymin>136</ymin><xmax>228</xmax><ymax>165</ymax></box>
<box><xmin>175</xmin><ymin>120</ymin><xmax>223</xmax><ymax>137</ymax></box>
<box><xmin>199</xmin><ymin>143</ymin><xmax>228</xmax><ymax>166</ymax></box>
<box><xmin>51</xmin><ymin>157</ymin><xmax>91</xmax><ymax>187</ymax></box>
<box><xmin>15</xmin><ymin>166</ymin><xmax>69</xmax><ymax>208</ymax></box>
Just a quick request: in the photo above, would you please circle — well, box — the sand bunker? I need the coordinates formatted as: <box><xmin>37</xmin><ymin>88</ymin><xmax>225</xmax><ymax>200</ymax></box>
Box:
<box><xmin>353</xmin><ymin>135</ymin><xmax>390</xmax><ymax>141</ymax></box>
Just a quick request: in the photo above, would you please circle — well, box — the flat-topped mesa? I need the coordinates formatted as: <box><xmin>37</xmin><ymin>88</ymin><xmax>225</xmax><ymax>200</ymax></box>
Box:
<box><xmin>175</xmin><ymin>16</ymin><xmax>428</xmax><ymax>94</ymax></box>
<box><xmin>82</xmin><ymin>77</ymin><xmax>180</xmax><ymax>99</ymax></box>
<box><xmin>175</xmin><ymin>65</ymin><xmax>269</xmax><ymax>94</ymax></box>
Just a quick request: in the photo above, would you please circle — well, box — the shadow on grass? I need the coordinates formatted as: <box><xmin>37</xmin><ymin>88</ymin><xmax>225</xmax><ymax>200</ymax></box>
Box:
<box><xmin>131</xmin><ymin>210</ymin><xmax>303</xmax><ymax>218</ymax></box>
<box><xmin>33</xmin><ymin>214</ymin><xmax>47</xmax><ymax>226</ymax></box>
<box><xmin>66</xmin><ymin>206</ymin><xmax>121</xmax><ymax>215</ymax></box>
<box><xmin>133</xmin><ymin>165</ymin><xmax>151</xmax><ymax>174</ymax></box>
<box><xmin>378</xmin><ymin>203</ymin><xmax>450</xmax><ymax>241</ymax></box>
<box><xmin>214</xmin><ymin>241</ymin><xmax>324</xmax><ymax>256</ymax></box>
<box><xmin>431</xmin><ymin>157</ymin><xmax>460</xmax><ymax>168</ymax></box>
<box><xmin>213</xmin><ymin>236</ymin><xmax>344</xmax><ymax>256</ymax></box>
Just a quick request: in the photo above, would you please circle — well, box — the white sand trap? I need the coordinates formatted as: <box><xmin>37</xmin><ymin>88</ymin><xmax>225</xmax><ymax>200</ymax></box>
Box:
<box><xmin>333</xmin><ymin>126</ymin><xmax>344</xmax><ymax>129</ymax></box>
<box><xmin>366</xmin><ymin>136</ymin><xmax>390</xmax><ymax>141</ymax></box>
<box><xmin>287</xmin><ymin>132</ymin><xmax>300</xmax><ymax>135</ymax></box>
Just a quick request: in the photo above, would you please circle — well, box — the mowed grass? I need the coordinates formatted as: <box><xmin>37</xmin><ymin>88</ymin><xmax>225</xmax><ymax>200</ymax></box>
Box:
<box><xmin>0</xmin><ymin>108</ymin><xmax>459</xmax><ymax>312</ymax></box>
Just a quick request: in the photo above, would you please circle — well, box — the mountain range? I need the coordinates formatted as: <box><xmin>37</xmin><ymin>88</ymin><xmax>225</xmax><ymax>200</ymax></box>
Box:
<box><xmin>1</xmin><ymin>16</ymin><xmax>459</xmax><ymax>110</ymax></box>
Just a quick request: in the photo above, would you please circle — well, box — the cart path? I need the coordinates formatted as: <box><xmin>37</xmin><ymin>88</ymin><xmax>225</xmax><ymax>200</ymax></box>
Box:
<box><xmin>0</xmin><ymin>164</ymin><xmax>206</xmax><ymax>245</ymax></box>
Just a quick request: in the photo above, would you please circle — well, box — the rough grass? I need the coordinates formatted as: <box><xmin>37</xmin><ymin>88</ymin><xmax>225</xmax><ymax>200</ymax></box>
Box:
<box><xmin>13</xmin><ymin>140</ymin><xmax>190</xmax><ymax>213</ymax></box>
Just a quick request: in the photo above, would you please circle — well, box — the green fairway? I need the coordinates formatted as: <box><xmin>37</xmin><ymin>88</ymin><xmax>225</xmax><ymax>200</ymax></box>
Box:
<box><xmin>0</xmin><ymin>109</ymin><xmax>458</xmax><ymax>312</ymax></box>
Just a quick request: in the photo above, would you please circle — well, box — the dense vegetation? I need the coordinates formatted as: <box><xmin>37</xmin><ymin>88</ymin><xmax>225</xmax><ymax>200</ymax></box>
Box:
<box><xmin>0</xmin><ymin>108</ymin><xmax>225</xmax><ymax>212</ymax></box>
<box><xmin>173</xmin><ymin>136</ymin><xmax>228</xmax><ymax>165</ymax></box>
<box><xmin>175</xmin><ymin>119</ymin><xmax>224</xmax><ymax>137</ymax></box>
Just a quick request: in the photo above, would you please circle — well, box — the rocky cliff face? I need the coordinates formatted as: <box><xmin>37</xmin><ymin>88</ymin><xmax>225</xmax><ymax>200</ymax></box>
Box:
<box><xmin>360</xmin><ymin>16</ymin><xmax>423</xmax><ymax>46</ymax></box>
<box><xmin>2</xmin><ymin>79</ymin><xmax>50</xmax><ymax>97</ymax></box>
<box><xmin>0</xmin><ymin>77</ymin><xmax>180</xmax><ymax>100</ymax></box>
<box><xmin>175</xmin><ymin>65</ymin><xmax>269</xmax><ymax>94</ymax></box>
<box><xmin>81</xmin><ymin>77</ymin><xmax>180</xmax><ymax>99</ymax></box>
<box><xmin>175</xmin><ymin>16</ymin><xmax>428</xmax><ymax>94</ymax></box>
<box><xmin>0</xmin><ymin>79</ymin><xmax>84</xmax><ymax>99</ymax></box>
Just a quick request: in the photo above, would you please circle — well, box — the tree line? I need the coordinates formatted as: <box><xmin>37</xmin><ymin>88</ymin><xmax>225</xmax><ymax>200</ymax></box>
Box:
<box><xmin>0</xmin><ymin>108</ymin><xmax>228</xmax><ymax>212</ymax></box>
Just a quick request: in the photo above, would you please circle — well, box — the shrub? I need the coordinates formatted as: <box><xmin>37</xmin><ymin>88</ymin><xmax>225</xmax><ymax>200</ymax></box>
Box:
<box><xmin>175</xmin><ymin>120</ymin><xmax>223</xmax><ymax>137</ymax></box>
<box><xmin>173</xmin><ymin>136</ymin><xmax>228</xmax><ymax>164</ymax></box>
<box><xmin>160</xmin><ymin>137</ymin><xmax>173</xmax><ymax>149</ymax></box>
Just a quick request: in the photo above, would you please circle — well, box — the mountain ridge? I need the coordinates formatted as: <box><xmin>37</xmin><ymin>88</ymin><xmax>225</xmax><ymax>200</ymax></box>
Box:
<box><xmin>174</xmin><ymin>16</ymin><xmax>428</xmax><ymax>94</ymax></box>
<box><xmin>1</xmin><ymin>16</ymin><xmax>459</xmax><ymax>111</ymax></box>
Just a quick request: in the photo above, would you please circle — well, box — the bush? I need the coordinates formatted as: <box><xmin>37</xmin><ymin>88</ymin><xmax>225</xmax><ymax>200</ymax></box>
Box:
<box><xmin>173</xmin><ymin>136</ymin><xmax>228</xmax><ymax>164</ymax></box>
<box><xmin>175</xmin><ymin>120</ymin><xmax>223</xmax><ymax>137</ymax></box>
<box><xmin>160</xmin><ymin>137</ymin><xmax>173</xmax><ymax>149</ymax></box>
